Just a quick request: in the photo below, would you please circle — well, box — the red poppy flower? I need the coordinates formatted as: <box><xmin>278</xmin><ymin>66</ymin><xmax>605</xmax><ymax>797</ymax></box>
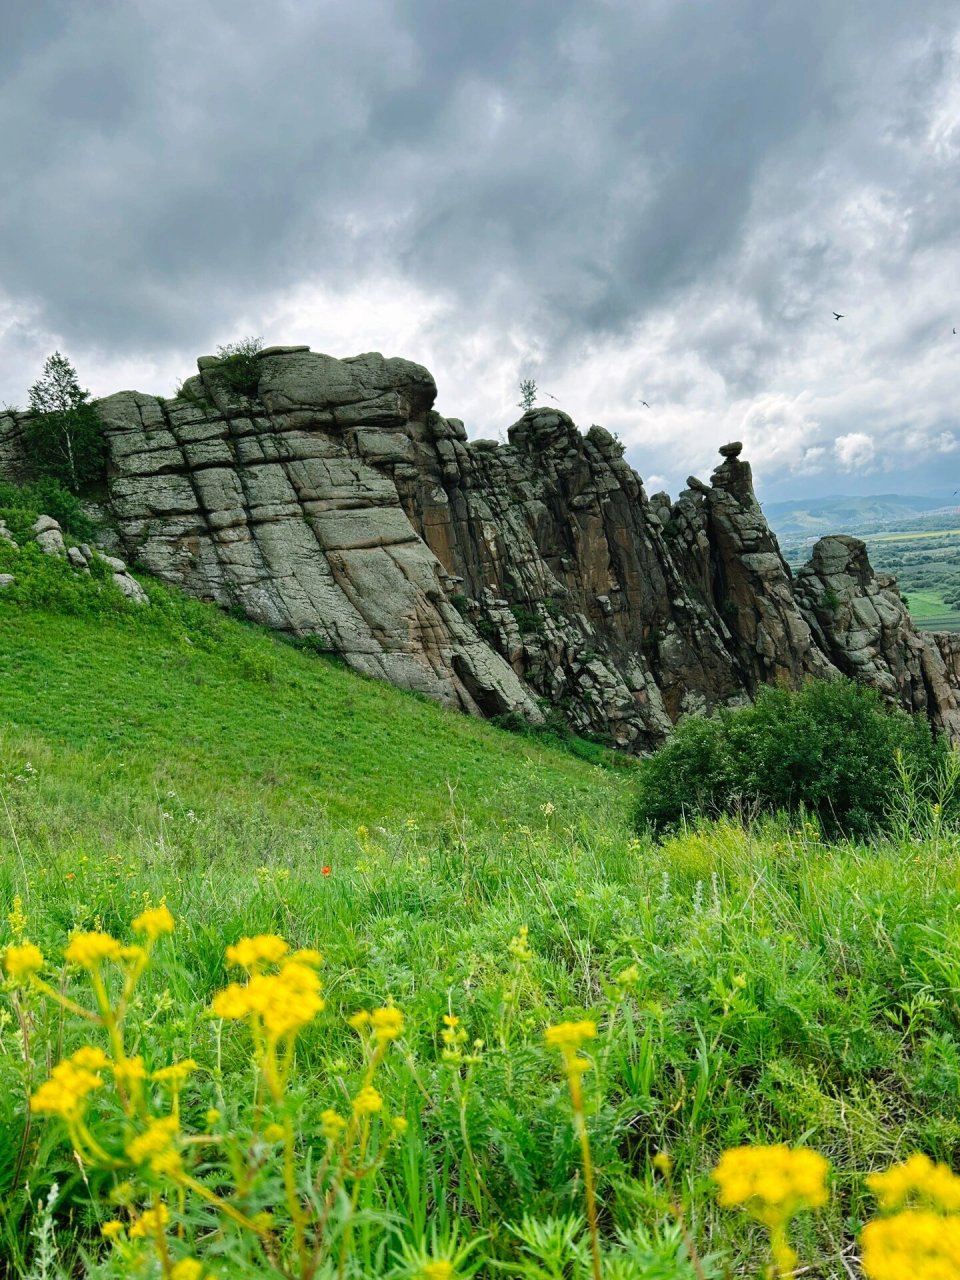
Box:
<box><xmin>321</xmin><ymin>865</ymin><xmax>331</xmax><ymax>876</ymax></box>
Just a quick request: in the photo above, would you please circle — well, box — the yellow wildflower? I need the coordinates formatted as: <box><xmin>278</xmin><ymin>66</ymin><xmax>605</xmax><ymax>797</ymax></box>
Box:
<box><xmin>616</xmin><ymin>964</ymin><xmax>640</xmax><ymax>987</ymax></box>
<box><xmin>152</xmin><ymin>1059</ymin><xmax>198</xmax><ymax>1085</ymax></box>
<box><xmin>129</xmin><ymin>1203</ymin><xmax>170</xmax><ymax>1239</ymax></box>
<box><xmin>321</xmin><ymin>1109</ymin><xmax>347</xmax><ymax>1140</ymax></box>
<box><xmin>72</xmin><ymin>1046</ymin><xmax>110</xmax><ymax>1070</ymax></box>
<box><xmin>225</xmin><ymin>934</ymin><xmax>288</xmax><ymax>971</ymax></box>
<box><xmin>861</xmin><ymin>1209</ymin><xmax>960</xmax><ymax>1280</ymax></box>
<box><xmin>263</xmin><ymin>1123</ymin><xmax>285</xmax><ymax>1143</ymax></box>
<box><xmin>712</xmin><ymin>1145</ymin><xmax>829</xmax><ymax>1219</ymax></box>
<box><xmin>289</xmin><ymin>948</ymin><xmax>323</xmax><ymax>966</ymax></box>
<box><xmin>31</xmin><ymin>1049</ymin><xmax>107</xmax><ymax>1120</ymax></box>
<box><xmin>101</xmin><ymin>1219</ymin><xmax>125</xmax><ymax>1239</ymax></box>
<box><xmin>370</xmin><ymin>1006</ymin><xmax>404</xmax><ymax>1042</ymax></box>
<box><xmin>119</xmin><ymin>944</ymin><xmax>148</xmax><ymax>970</ymax></box>
<box><xmin>211</xmin><ymin>982</ymin><xmax>251</xmax><ymax>1019</ymax></box>
<box><xmin>391</xmin><ymin>1116</ymin><xmax>409</xmax><ymax>1136</ymax></box>
<box><xmin>205</xmin><ymin>1108</ymin><xmax>222</xmax><ymax>1128</ymax></box>
<box><xmin>113</xmin><ymin>1055</ymin><xmax>148</xmax><ymax>1087</ymax></box>
<box><xmin>3</xmin><ymin>941</ymin><xmax>44</xmax><ymax>981</ymax></box>
<box><xmin>867</xmin><ymin>1153</ymin><xmax>960</xmax><ymax>1213</ymax></box>
<box><xmin>348</xmin><ymin>1010</ymin><xmax>371</xmax><ymax>1033</ymax></box>
<box><xmin>544</xmin><ymin>1020</ymin><xmax>598</xmax><ymax>1053</ymax></box>
<box><xmin>170</xmin><ymin>1262</ymin><xmax>204</xmax><ymax>1280</ymax></box>
<box><xmin>7</xmin><ymin>894</ymin><xmax>27</xmax><ymax>940</ymax></box>
<box><xmin>132</xmin><ymin>905</ymin><xmax>175</xmax><ymax>941</ymax></box>
<box><xmin>353</xmin><ymin>1085</ymin><xmax>383</xmax><ymax>1116</ymax></box>
<box><xmin>653</xmin><ymin>1152</ymin><xmax>673</xmax><ymax>1176</ymax></box>
<box><xmin>420</xmin><ymin>1262</ymin><xmax>455</xmax><ymax>1280</ymax></box>
<box><xmin>508</xmin><ymin>925</ymin><xmax>533</xmax><ymax>962</ymax></box>
<box><xmin>254</xmin><ymin>963</ymin><xmax>326</xmax><ymax>1039</ymax></box>
<box><xmin>64</xmin><ymin>931</ymin><xmax>123</xmax><ymax>969</ymax></box>
<box><xmin>127</xmin><ymin>1116</ymin><xmax>181</xmax><ymax>1175</ymax></box>
<box><xmin>211</xmin><ymin>961</ymin><xmax>325</xmax><ymax>1041</ymax></box>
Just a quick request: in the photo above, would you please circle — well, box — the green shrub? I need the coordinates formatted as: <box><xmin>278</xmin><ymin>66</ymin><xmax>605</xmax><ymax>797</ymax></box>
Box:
<box><xmin>0</xmin><ymin>478</ymin><xmax>98</xmax><ymax>543</ymax></box>
<box><xmin>210</xmin><ymin>336</ymin><xmax>263</xmax><ymax>397</ymax></box>
<box><xmin>510</xmin><ymin>603</ymin><xmax>545</xmax><ymax>636</ymax></box>
<box><xmin>634</xmin><ymin>679</ymin><xmax>949</xmax><ymax>836</ymax></box>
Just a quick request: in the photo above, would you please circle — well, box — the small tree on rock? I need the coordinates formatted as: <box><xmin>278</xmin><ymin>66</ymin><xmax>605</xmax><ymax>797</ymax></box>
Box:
<box><xmin>26</xmin><ymin>352</ymin><xmax>106</xmax><ymax>494</ymax></box>
<box><xmin>518</xmin><ymin>379</ymin><xmax>538</xmax><ymax>411</ymax></box>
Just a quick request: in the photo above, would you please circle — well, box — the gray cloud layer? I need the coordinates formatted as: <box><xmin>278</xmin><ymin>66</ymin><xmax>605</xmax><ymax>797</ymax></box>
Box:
<box><xmin>1</xmin><ymin>0</ymin><xmax>958</xmax><ymax>500</ymax></box>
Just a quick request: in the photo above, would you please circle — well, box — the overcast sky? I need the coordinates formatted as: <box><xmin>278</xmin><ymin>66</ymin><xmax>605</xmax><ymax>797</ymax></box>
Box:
<box><xmin>1</xmin><ymin>0</ymin><xmax>958</xmax><ymax>503</ymax></box>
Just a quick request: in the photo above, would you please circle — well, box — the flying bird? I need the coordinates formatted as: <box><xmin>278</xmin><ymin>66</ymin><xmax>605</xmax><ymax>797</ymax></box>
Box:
<box><xmin>640</xmin><ymin>400</ymin><xmax>650</xmax><ymax>408</ymax></box>
<box><xmin>954</xmin><ymin>328</ymin><xmax>956</xmax><ymax>334</ymax></box>
<box><xmin>833</xmin><ymin>312</ymin><xmax>844</xmax><ymax>320</ymax></box>
<box><xmin>545</xmin><ymin>392</ymin><xmax>559</xmax><ymax>401</ymax></box>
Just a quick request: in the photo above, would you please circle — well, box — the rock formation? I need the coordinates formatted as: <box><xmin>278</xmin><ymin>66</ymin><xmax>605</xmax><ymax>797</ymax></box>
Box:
<box><xmin>3</xmin><ymin>344</ymin><xmax>960</xmax><ymax>747</ymax></box>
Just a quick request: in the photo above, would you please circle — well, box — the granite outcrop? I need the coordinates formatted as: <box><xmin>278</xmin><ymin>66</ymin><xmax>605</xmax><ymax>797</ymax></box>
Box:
<box><xmin>3</xmin><ymin>345</ymin><xmax>959</xmax><ymax>747</ymax></box>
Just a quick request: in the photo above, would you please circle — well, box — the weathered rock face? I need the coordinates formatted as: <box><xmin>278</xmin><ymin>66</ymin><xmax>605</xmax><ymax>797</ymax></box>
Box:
<box><xmin>4</xmin><ymin>345</ymin><xmax>960</xmax><ymax>747</ymax></box>
<box><xmin>795</xmin><ymin>536</ymin><xmax>960</xmax><ymax>738</ymax></box>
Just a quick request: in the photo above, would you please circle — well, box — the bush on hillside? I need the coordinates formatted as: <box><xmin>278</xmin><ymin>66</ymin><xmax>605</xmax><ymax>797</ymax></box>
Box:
<box><xmin>634</xmin><ymin>678</ymin><xmax>950</xmax><ymax>836</ymax></box>
<box><xmin>0</xmin><ymin>477</ymin><xmax>98</xmax><ymax>543</ymax></box>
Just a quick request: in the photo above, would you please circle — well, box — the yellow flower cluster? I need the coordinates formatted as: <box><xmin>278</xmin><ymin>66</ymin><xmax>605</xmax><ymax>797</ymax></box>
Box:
<box><xmin>349</xmin><ymin>1005</ymin><xmax>405</xmax><ymax>1042</ymax></box>
<box><xmin>867</xmin><ymin>1153</ymin><xmax>960</xmax><ymax>1213</ymax></box>
<box><xmin>712</xmin><ymin>1145</ymin><xmax>829</xmax><ymax>1219</ymax></box>
<box><xmin>544</xmin><ymin>1020</ymin><xmax>597</xmax><ymax>1053</ymax></box>
<box><xmin>861</xmin><ymin>1209</ymin><xmax>960</xmax><ymax>1279</ymax></box>
<box><xmin>64</xmin><ymin>931</ymin><xmax>123</xmax><ymax>969</ymax></box>
<box><xmin>153</xmin><ymin>1059</ymin><xmax>198</xmax><ymax>1086</ymax></box>
<box><xmin>321</xmin><ymin>1109</ymin><xmax>347</xmax><ymax>1140</ymax></box>
<box><xmin>353</xmin><ymin>1085</ymin><xmax>383</xmax><ymax>1116</ymax></box>
<box><xmin>419</xmin><ymin>1262</ymin><xmax>454</xmax><ymax>1280</ymax></box>
<box><xmin>31</xmin><ymin>1046</ymin><xmax>109</xmax><ymax>1120</ymax></box>
<box><xmin>225</xmin><ymin>933</ymin><xmax>289</xmax><ymax>971</ymax></box>
<box><xmin>212</xmin><ymin>949</ymin><xmax>324</xmax><ymax>1040</ymax></box>
<box><xmin>7</xmin><ymin>894</ymin><xmax>27</xmax><ymax>940</ymax></box>
<box><xmin>169</xmin><ymin>1261</ymin><xmax>205</xmax><ymax>1280</ymax></box>
<box><xmin>441</xmin><ymin>1013</ymin><xmax>469</xmax><ymax>1063</ymax></box>
<box><xmin>127</xmin><ymin>1116</ymin><xmax>182</xmax><ymax>1175</ymax></box>
<box><xmin>129</xmin><ymin>1202</ymin><xmax>170</xmax><ymax>1239</ymax></box>
<box><xmin>132</xmin><ymin>904</ymin><xmax>175</xmax><ymax>941</ymax></box>
<box><xmin>3</xmin><ymin>940</ymin><xmax>44</xmax><ymax>980</ymax></box>
<box><xmin>370</xmin><ymin>1005</ymin><xmax>404</xmax><ymax>1042</ymax></box>
<box><xmin>508</xmin><ymin>924</ymin><xmax>533</xmax><ymax>962</ymax></box>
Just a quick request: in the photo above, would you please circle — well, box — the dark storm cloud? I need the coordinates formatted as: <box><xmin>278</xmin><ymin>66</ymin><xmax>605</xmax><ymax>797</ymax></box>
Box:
<box><xmin>1</xmin><ymin>0</ymin><xmax>959</xmax><ymax>499</ymax></box>
<box><xmin>0</xmin><ymin>1</ymin><xmax>948</xmax><ymax>346</ymax></box>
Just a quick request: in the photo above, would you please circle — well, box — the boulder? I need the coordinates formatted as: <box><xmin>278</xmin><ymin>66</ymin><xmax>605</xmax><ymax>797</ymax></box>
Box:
<box><xmin>32</xmin><ymin>516</ymin><xmax>66</xmax><ymax>558</ymax></box>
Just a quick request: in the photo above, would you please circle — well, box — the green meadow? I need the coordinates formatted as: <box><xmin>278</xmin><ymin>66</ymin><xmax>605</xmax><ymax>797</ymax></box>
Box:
<box><xmin>1</xmin><ymin>533</ymin><xmax>959</xmax><ymax>1278</ymax></box>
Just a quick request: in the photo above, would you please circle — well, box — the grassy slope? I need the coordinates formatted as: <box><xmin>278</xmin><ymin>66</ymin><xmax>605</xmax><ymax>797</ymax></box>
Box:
<box><xmin>0</xmin><ymin>604</ymin><xmax>624</xmax><ymax>841</ymax></box>
<box><xmin>3</xmin><ymin>545</ymin><xmax>960</xmax><ymax>1276</ymax></box>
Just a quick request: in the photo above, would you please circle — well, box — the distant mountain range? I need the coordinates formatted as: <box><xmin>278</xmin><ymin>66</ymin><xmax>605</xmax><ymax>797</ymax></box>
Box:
<box><xmin>762</xmin><ymin>494</ymin><xmax>958</xmax><ymax>541</ymax></box>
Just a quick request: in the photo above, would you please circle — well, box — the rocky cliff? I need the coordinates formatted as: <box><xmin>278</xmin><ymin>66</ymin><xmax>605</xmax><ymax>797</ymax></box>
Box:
<box><xmin>3</xmin><ymin>344</ymin><xmax>959</xmax><ymax>748</ymax></box>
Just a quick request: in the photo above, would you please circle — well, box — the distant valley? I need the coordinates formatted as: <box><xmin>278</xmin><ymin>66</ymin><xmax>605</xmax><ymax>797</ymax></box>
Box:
<box><xmin>767</xmin><ymin>493</ymin><xmax>960</xmax><ymax>633</ymax></box>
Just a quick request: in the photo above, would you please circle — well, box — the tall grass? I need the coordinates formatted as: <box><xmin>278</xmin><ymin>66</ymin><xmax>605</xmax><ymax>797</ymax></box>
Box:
<box><xmin>3</xmin><ymin>797</ymin><xmax>960</xmax><ymax>1276</ymax></box>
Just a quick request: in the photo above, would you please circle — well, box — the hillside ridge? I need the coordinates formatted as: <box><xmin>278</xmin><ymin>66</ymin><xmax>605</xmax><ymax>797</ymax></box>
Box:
<box><xmin>3</xmin><ymin>343</ymin><xmax>960</xmax><ymax>748</ymax></box>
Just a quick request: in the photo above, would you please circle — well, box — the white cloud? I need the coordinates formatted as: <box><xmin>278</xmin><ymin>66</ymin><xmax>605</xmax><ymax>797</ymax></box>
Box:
<box><xmin>834</xmin><ymin>432</ymin><xmax>876</xmax><ymax>470</ymax></box>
